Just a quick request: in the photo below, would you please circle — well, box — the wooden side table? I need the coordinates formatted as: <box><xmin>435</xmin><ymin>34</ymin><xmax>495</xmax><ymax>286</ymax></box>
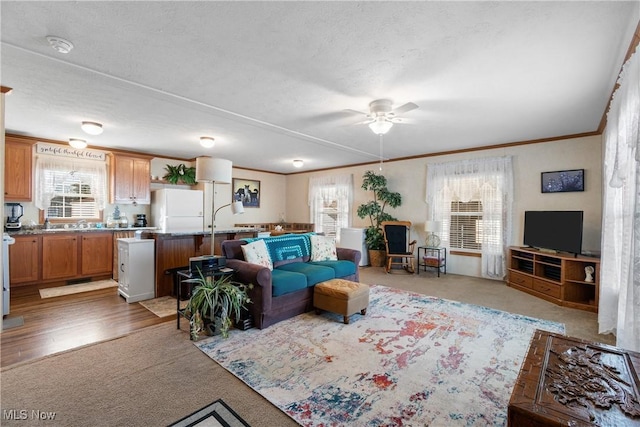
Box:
<box><xmin>508</xmin><ymin>329</ymin><xmax>640</xmax><ymax>426</ymax></box>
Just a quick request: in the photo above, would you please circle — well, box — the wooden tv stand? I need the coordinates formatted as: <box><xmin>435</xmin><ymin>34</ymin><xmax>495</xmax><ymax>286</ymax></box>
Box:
<box><xmin>507</xmin><ymin>246</ymin><xmax>600</xmax><ymax>312</ymax></box>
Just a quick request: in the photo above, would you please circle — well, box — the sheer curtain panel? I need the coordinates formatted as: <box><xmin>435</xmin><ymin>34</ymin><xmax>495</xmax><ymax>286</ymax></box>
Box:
<box><xmin>426</xmin><ymin>156</ymin><xmax>513</xmax><ymax>279</ymax></box>
<box><xmin>308</xmin><ymin>174</ymin><xmax>353</xmax><ymax>239</ymax></box>
<box><xmin>599</xmin><ymin>45</ymin><xmax>639</xmax><ymax>352</ymax></box>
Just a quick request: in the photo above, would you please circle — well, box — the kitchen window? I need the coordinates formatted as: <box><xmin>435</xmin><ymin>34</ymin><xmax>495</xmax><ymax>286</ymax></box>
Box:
<box><xmin>308</xmin><ymin>174</ymin><xmax>353</xmax><ymax>239</ymax></box>
<box><xmin>35</xmin><ymin>155</ymin><xmax>107</xmax><ymax>221</ymax></box>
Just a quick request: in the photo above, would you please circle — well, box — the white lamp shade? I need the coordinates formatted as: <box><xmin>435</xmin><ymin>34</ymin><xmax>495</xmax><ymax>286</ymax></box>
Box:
<box><xmin>195</xmin><ymin>157</ymin><xmax>232</xmax><ymax>183</ymax></box>
<box><xmin>369</xmin><ymin>117</ymin><xmax>393</xmax><ymax>135</ymax></box>
<box><xmin>231</xmin><ymin>201</ymin><xmax>244</xmax><ymax>215</ymax></box>
<box><xmin>424</xmin><ymin>221</ymin><xmax>441</xmax><ymax>232</ymax></box>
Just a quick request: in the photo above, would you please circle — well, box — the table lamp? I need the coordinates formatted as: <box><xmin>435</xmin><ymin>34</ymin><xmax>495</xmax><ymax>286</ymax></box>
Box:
<box><xmin>196</xmin><ymin>156</ymin><xmax>233</xmax><ymax>255</ymax></box>
<box><xmin>424</xmin><ymin>221</ymin><xmax>441</xmax><ymax>247</ymax></box>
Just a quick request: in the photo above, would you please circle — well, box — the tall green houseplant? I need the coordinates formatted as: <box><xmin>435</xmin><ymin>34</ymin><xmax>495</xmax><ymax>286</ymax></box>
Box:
<box><xmin>357</xmin><ymin>170</ymin><xmax>402</xmax><ymax>251</ymax></box>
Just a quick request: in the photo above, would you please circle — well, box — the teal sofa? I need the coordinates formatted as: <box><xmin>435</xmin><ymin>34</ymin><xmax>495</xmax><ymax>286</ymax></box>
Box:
<box><xmin>221</xmin><ymin>233</ymin><xmax>361</xmax><ymax>328</ymax></box>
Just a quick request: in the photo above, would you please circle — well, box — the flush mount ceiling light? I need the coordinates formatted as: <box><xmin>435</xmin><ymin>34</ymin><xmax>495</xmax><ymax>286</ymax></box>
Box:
<box><xmin>81</xmin><ymin>121</ymin><xmax>103</xmax><ymax>135</ymax></box>
<box><xmin>293</xmin><ymin>159</ymin><xmax>304</xmax><ymax>168</ymax></box>
<box><xmin>200</xmin><ymin>136</ymin><xmax>215</xmax><ymax>148</ymax></box>
<box><xmin>69</xmin><ymin>138</ymin><xmax>87</xmax><ymax>149</ymax></box>
<box><xmin>46</xmin><ymin>36</ymin><xmax>74</xmax><ymax>54</ymax></box>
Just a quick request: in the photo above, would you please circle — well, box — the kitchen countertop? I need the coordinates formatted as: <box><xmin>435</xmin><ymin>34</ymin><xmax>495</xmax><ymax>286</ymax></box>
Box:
<box><xmin>6</xmin><ymin>227</ymin><xmax>158</xmax><ymax>236</ymax></box>
<box><xmin>145</xmin><ymin>228</ymin><xmax>263</xmax><ymax>236</ymax></box>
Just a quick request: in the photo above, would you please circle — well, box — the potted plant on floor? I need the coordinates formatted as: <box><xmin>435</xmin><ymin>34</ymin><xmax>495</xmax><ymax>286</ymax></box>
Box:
<box><xmin>357</xmin><ymin>170</ymin><xmax>402</xmax><ymax>267</ymax></box>
<box><xmin>183</xmin><ymin>269</ymin><xmax>251</xmax><ymax>339</ymax></box>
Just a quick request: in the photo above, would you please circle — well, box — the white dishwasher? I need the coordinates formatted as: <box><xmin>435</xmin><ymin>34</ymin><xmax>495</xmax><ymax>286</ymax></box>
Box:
<box><xmin>117</xmin><ymin>238</ymin><xmax>155</xmax><ymax>303</ymax></box>
<box><xmin>338</xmin><ymin>227</ymin><xmax>368</xmax><ymax>266</ymax></box>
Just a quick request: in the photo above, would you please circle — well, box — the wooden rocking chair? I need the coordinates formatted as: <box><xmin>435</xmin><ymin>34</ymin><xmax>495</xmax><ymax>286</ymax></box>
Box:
<box><xmin>381</xmin><ymin>221</ymin><xmax>417</xmax><ymax>273</ymax></box>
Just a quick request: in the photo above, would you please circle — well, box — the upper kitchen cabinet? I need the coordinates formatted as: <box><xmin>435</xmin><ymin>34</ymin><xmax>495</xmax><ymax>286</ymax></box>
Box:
<box><xmin>110</xmin><ymin>154</ymin><xmax>151</xmax><ymax>205</ymax></box>
<box><xmin>4</xmin><ymin>136</ymin><xmax>33</xmax><ymax>201</ymax></box>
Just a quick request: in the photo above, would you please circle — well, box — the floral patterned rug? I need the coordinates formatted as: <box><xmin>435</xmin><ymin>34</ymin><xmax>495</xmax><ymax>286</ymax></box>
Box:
<box><xmin>195</xmin><ymin>285</ymin><xmax>565</xmax><ymax>426</ymax></box>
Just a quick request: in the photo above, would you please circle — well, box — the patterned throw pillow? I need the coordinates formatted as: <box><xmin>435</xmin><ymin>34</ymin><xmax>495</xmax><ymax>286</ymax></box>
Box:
<box><xmin>310</xmin><ymin>235</ymin><xmax>338</xmax><ymax>261</ymax></box>
<box><xmin>241</xmin><ymin>239</ymin><xmax>273</xmax><ymax>270</ymax></box>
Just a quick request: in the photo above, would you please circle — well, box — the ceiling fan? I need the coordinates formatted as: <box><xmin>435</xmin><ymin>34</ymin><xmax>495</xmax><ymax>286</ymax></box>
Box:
<box><xmin>347</xmin><ymin>99</ymin><xmax>419</xmax><ymax>134</ymax></box>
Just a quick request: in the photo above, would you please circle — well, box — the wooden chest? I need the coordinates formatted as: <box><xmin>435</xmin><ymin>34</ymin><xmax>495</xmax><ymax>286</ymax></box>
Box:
<box><xmin>508</xmin><ymin>330</ymin><xmax>640</xmax><ymax>426</ymax></box>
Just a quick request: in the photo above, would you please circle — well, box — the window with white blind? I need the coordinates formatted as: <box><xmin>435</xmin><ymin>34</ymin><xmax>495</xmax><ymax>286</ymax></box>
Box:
<box><xmin>449</xmin><ymin>201</ymin><xmax>482</xmax><ymax>251</ymax></box>
<box><xmin>308</xmin><ymin>174</ymin><xmax>353</xmax><ymax>239</ymax></box>
<box><xmin>35</xmin><ymin>155</ymin><xmax>108</xmax><ymax>220</ymax></box>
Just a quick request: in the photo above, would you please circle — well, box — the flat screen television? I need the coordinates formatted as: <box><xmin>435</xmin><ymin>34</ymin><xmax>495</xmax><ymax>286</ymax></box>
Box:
<box><xmin>523</xmin><ymin>211</ymin><xmax>583</xmax><ymax>255</ymax></box>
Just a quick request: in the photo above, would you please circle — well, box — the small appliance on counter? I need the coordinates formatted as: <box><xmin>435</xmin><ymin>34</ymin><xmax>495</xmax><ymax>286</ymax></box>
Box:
<box><xmin>134</xmin><ymin>214</ymin><xmax>148</xmax><ymax>227</ymax></box>
<box><xmin>5</xmin><ymin>203</ymin><xmax>23</xmax><ymax>231</ymax></box>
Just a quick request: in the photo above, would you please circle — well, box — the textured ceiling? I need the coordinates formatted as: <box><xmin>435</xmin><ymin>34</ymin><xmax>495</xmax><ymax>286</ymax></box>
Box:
<box><xmin>1</xmin><ymin>1</ymin><xmax>638</xmax><ymax>173</ymax></box>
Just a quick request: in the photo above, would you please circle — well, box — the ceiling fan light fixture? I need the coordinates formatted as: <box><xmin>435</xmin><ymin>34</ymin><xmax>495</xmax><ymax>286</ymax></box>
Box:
<box><xmin>200</xmin><ymin>136</ymin><xmax>215</xmax><ymax>148</ymax></box>
<box><xmin>369</xmin><ymin>117</ymin><xmax>393</xmax><ymax>135</ymax></box>
<box><xmin>293</xmin><ymin>159</ymin><xmax>304</xmax><ymax>168</ymax></box>
<box><xmin>69</xmin><ymin>138</ymin><xmax>87</xmax><ymax>149</ymax></box>
<box><xmin>81</xmin><ymin>121</ymin><xmax>103</xmax><ymax>135</ymax></box>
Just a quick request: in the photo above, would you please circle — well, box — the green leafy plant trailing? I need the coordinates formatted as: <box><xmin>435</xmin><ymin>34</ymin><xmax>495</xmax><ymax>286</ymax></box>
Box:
<box><xmin>356</xmin><ymin>170</ymin><xmax>402</xmax><ymax>250</ymax></box>
<box><xmin>163</xmin><ymin>163</ymin><xmax>196</xmax><ymax>185</ymax></box>
<box><xmin>183</xmin><ymin>269</ymin><xmax>251</xmax><ymax>339</ymax></box>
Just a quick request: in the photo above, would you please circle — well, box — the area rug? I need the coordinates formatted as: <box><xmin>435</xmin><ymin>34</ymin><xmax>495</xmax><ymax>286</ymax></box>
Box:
<box><xmin>196</xmin><ymin>285</ymin><xmax>565</xmax><ymax>426</ymax></box>
<box><xmin>39</xmin><ymin>279</ymin><xmax>118</xmax><ymax>299</ymax></box>
<box><xmin>168</xmin><ymin>399</ymin><xmax>251</xmax><ymax>427</ymax></box>
<box><xmin>2</xmin><ymin>315</ymin><xmax>24</xmax><ymax>329</ymax></box>
<box><xmin>139</xmin><ymin>296</ymin><xmax>186</xmax><ymax>317</ymax></box>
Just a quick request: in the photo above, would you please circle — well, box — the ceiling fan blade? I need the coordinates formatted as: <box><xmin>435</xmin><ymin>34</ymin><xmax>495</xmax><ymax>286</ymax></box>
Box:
<box><xmin>392</xmin><ymin>102</ymin><xmax>419</xmax><ymax>115</ymax></box>
<box><xmin>343</xmin><ymin>108</ymin><xmax>369</xmax><ymax>116</ymax></box>
<box><xmin>351</xmin><ymin>118</ymin><xmax>375</xmax><ymax>125</ymax></box>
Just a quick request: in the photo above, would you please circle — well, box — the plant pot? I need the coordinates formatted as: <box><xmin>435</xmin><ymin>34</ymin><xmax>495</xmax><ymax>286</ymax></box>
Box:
<box><xmin>368</xmin><ymin>249</ymin><xmax>386</xmax><ymax>267</ymax></box>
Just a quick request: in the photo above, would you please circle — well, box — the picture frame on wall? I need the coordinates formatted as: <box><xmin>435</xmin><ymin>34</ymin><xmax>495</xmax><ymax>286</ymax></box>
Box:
<box><xmin>541</xmin><ymin>169</ymin><xmax>585</xmax><ymax>193</ymax></box>
<box><xmin>233</xmin><ymin>178</ymin><xmax>260</xmax><ymax>208</ymax></box>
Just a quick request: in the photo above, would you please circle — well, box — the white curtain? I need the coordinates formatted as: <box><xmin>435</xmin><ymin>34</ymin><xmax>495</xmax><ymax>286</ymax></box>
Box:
<box><xmin>426</xmin><ymin>156</ymin><xmax>513</xmax><ymax>279</ymax></box>
<box><xmin>599</xmin><ymin>46</ymin><xmax>639</xmax><ymax>352</ymax></box>
<box><xmin>35</xmin><ymin>155</ymin><xmax>108</xmax><ymax>211</ymax></box>
<box><xmin>308</xmin><ymin>174</ymin><xmax>353</xmax><ymax>238</ymax></box>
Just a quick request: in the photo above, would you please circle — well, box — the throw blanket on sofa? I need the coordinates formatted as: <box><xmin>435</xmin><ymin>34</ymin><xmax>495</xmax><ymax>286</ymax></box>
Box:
<box><xmin>243</xmin><ymin>233</ymin><xmax>313</xmax><ymax>263</ymax></box>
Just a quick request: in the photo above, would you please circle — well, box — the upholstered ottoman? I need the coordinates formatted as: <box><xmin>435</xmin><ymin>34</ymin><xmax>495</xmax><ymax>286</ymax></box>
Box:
<box><xmin>314</xmin><ymin>279</ymin><xmax>369</xmax><ymax>324</ymax></box>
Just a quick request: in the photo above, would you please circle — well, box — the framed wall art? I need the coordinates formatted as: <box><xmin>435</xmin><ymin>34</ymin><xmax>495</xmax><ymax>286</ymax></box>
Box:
<box><xmin>541</xmin><ymin>169</ymin><xmax>584</xmax><ymax>193</ymax></box>
<box><xmin>233</xmin><ymin>178</ymin><xmax>260</xmax><ymax>208</ymax></box>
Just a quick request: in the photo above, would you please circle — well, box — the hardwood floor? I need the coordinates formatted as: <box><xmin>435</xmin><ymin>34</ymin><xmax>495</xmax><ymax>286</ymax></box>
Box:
<box><xmin>1</xmin><ymin>283</ymin><xmax>172</xmax><ymax>367</ymax></box>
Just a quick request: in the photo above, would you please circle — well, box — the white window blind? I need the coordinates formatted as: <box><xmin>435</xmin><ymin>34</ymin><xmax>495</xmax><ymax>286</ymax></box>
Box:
<box><xmin>35</xmin><ymin>155</ymin><xmax>107</xmax><ymax>219</ymax></box>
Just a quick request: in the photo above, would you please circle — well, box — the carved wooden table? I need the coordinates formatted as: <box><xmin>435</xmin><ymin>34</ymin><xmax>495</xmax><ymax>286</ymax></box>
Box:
<box><xmin>508</xmin><ymin>330</ymin><xmax>640</xmax><ymax>426</ymax></box>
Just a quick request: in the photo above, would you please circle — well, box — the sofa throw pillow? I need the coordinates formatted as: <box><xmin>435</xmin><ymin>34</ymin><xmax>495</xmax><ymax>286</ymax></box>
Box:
<box><xmin>310</xmin><ymin>235</ymin><xmax>338</xmax><ymax>261</ymax></box>
<box><xmin>241</xmin><ymin>239</ymin><xmax>273</xmax><ymax>270</ymax></box>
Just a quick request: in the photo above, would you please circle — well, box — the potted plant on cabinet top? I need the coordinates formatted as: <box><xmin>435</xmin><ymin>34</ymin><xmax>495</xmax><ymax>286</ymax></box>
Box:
<box><xmin>356</xmin><ymin>170</ymin><xmax>402</xmax><ymax>267</ymax></box>
<box><xmin>183</xmin><ymin>270</ymin><xmax>251</xmax><ymax>339</ymax></box>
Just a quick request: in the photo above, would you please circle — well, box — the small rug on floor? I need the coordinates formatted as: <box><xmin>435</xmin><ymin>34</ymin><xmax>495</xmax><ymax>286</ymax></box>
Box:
<box><xmin>139</xmin><ymin>296</ymin><xmax>186</xmax><ymax>317</ymax></box>
<box><xmin>39</xmin><ymin>279</ymin><xmax>118</xmax><ymax>299</ymax></box>
<box><xmin>169</xmin><ymin>399</ymin><xmax>250</xmax><ymax>427</ymax></box>
<box><xmin>2</xmin><ymin>315</ymin><xmax>24</xmax><ymax>329</ymax></box>
<box><xmin>196</xmin><ymin>284</ymin><xmax>565</xmax><ymax>426</ymax></box>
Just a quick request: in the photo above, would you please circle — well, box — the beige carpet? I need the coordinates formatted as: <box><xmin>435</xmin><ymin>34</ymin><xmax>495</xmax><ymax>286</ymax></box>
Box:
<box><xmin>0</xmin><ymin>323</ymin><xmax>295</xmax><ymax>427</ymax></box>
<box><xmin>139</xmin><ymin>296</ymin><xmax>187</xmax><ymax>317</ymax></box>
<box><xmin>39</xmin><ymin>279</ymin><xmax>118</xmax><ymax>299</ymax></box>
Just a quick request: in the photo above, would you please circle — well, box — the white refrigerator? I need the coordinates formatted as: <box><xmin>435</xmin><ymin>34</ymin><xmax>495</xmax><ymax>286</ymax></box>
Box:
<box><xmin>151</xmin><ymin>188</ymin><xmax>204</xmax><ymax>233</ymax></box>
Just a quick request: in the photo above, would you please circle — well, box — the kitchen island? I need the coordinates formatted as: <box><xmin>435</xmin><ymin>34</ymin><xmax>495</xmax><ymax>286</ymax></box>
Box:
<box><xmin>144</xmin><ymin>228</ymin><xmax>261</xmax><ymax>297</ymax></box>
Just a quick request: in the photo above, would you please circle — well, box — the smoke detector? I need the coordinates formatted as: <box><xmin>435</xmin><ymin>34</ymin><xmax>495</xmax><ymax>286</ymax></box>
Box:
<box><xmin>46</xmin><ymin>36</ymin><xmax>74</xmax><ymax>54</ymax></box>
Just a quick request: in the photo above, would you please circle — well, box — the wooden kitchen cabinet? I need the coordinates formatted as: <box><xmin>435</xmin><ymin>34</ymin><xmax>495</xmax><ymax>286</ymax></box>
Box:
<box><xmin>42</xmin><ymin>234</ymin><xmax>79</xmax><ymax>280</ymax></box>
<box><xmin>9</xmin><ymin>235</ymin><xmax>40</xmax><ymax>284</ymax></box>
<box><xmin>4</xmin><ymin>137</ymin><xmax>33</xmax><ymax>201</ymax></box>
<box><xmin>110</xmin><ymin>154</ymin><xmax>151</xmax><ymax>205</ymax></box>
<box><xmin>80</xmin><ymin>232</ymin><xmax>113</xmax><ymax>276</ymax></box>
